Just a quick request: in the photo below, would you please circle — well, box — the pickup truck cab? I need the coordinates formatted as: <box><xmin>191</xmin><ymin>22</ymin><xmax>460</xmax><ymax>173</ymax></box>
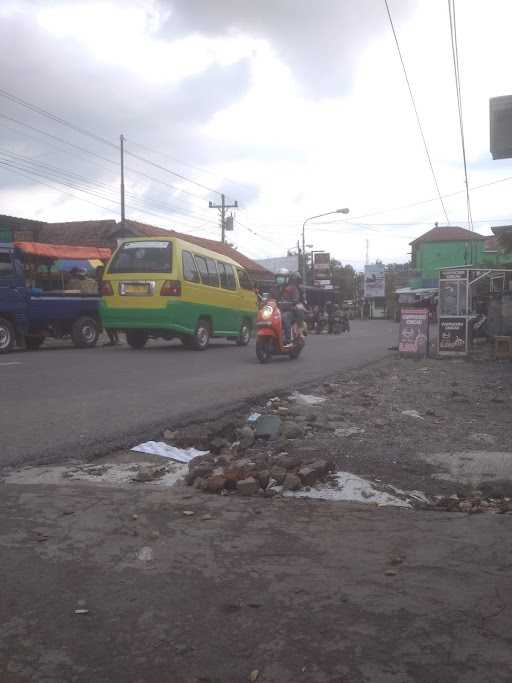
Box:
<box><xmin>0</xmin><ymin>241</ymin><xmax>110</xmax><ymax>353</ymax></box>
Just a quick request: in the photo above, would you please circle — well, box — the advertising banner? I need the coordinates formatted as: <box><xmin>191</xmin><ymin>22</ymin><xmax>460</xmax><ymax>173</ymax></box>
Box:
<box><xmin>364</xmin><ymin>264</ymin><xmax>385</xmax><ymax>298</ymax></box>
<box><xmin>438</xmin><ymin>317</ymin><xmax>467</xmax><ymax>354</ymax></box>
<box><xmin>399</xmin><ymin>308</ymin><xmax>429</xmax><ymax>357</ymax></box>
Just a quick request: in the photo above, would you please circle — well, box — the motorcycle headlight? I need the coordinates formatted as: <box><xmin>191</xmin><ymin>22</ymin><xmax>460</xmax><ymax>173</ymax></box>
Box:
<box><xmin>262</xmin><ymin>305</ymin><xmax>273</xmax><ymax>319</ymax></box>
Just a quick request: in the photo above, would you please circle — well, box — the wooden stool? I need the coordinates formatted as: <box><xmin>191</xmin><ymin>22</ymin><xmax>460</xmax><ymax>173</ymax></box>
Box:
<box><xmin>495</xmin><ymin>336</ymin><xmax>512</xmax><ymax>360</ymax></box>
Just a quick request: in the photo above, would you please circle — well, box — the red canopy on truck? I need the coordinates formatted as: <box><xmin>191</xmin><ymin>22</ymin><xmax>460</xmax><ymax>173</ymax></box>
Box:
<box><xmin>14</xmin><ymin>241</ymin><xmax>111</xmax><ymax>261</ymax></box>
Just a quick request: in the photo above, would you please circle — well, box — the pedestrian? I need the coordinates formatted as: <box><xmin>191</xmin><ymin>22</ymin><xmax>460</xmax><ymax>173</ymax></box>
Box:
<box><xmin>96</xmin><ymin>265</ymin><xmax>120</xmax><ymax>347</ymax></box>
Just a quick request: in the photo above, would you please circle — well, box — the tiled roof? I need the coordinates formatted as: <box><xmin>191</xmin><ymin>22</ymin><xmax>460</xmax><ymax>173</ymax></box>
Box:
<box><xmin>124</xmin><ymin>220</ymin><xmax>270</xmax><ymax>275</ymax></box>
<box><xmin>38</xmin><ymin>220</ymin><xmax>118</xmax><ymax>245</ymax></box>
<box><xmin>410</xmin><ymin>225</ymin><xmax>487</xmax><ymax>245</ymax></box>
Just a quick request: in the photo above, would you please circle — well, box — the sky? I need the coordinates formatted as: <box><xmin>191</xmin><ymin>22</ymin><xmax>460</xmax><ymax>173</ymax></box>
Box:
<box><xmin>1</xmin><ymin>0</ymin><xmax>512</xmax><ymax>270</ymax></box>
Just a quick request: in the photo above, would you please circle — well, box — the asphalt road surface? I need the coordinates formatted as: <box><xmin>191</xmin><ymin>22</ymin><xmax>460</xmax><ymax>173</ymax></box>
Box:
<box><xmin>1</xmin><ymin>320</ymin><xmax>396</xmax><ymax>467</ymax></box>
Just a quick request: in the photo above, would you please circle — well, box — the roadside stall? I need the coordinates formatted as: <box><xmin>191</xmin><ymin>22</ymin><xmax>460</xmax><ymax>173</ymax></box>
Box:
<box><xmin>0</xmin><ymin>241</ymin><xmax>111</xmax><ymax>353</ymax></box>
<box><xmin>437</xmin><ymin>266</ymin><xmax>512</xmax><ymax>355</ymax></box>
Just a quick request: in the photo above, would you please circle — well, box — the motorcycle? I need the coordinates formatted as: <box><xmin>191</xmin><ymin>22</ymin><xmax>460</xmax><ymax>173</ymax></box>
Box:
<box><xmin>315</xmin><ymin>311</ymin><xmax>328</xmax><ymax>334</ymax></box>
<box><xmin>255</xmin><ymin>299</ymin><xmax>305</xmax><ymax>363</ymax></box>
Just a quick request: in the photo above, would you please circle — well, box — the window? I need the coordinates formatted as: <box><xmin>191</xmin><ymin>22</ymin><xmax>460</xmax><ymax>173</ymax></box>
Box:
<box><xmin>217</xmin><ymin>261</ymin><xmax>237</xmax><ymax>290</ymax></box>
<box><xmin>205</xmin><ymin>258</ymin><xmax>219</xmax><ymax>287</ymax></box>
<box><xmin>0</xmin><ymin>253</ymin><xmax>14</xmax><ymax>277</ymax></box>
<box><xmin>237</xmin><ymin>269</ymin><xmax>253</xmax><ymax>291</ymax></box>
<box><xmin>195</xmin><ymin>255</ymin><xmax>209</xmax><ymax>284</ymax></box>
<box><xmin>182</xmin><ymin>250</ymin><xmax>200</xmax><ymax>283</ymax></box>
<box><xmin>109</xmin><ymin>240</ymin><xmax>172</xmax><ymax>274</ymax></box>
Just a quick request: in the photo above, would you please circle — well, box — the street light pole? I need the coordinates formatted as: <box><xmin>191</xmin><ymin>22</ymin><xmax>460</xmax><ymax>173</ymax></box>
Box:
<box><xmin>301</xmin><ymin>208</ymin><xmax>349</xmax><ymax>294</ymax></box>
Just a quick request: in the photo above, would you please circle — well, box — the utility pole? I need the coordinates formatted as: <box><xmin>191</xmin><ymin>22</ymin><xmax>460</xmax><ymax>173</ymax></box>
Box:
<box><xmin>120</xmin><ymin>134</ymin><xmax>126</xmax><ymax>231</ymax></box>
<box><xmin>209</xmin><ymin>194</ymin><xmax>238</xmax><ymax>243</ymax></box>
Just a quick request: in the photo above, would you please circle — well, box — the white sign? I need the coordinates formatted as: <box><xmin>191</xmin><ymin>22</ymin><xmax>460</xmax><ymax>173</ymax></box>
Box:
<box><xmin>364</xmin><ymin>264</ymin><xmax>385</xmax><ymax>298</ymax></box>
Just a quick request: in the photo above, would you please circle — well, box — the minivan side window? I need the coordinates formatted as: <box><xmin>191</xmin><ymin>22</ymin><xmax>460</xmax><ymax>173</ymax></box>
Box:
<box><xmin>182</xmin><ymin>250</ymin><xmax>200</xmax><ymax>283</ymax></box>
<box><xmin>218</xmin><ymin>262</ymin><xmax>237</xmax><ymax>290</ymax></box>
<box><xmin>194</xmin><ymin>255</ymin><xmax>209</xmax><ymax>284</ymax></box>
<box><xmin>237</xmin><ymin>269</ymin><xmax>253</xmax><ymax>291</ymax></box>
<box><xmin>205</xmin><ymin>258</ymin><xmax>219</xmax><ymax>287</ymax></box>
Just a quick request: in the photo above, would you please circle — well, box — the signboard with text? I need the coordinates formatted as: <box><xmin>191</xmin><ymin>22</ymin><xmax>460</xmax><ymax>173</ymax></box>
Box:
<box><xmin>438</xmin><ymin>317</ymin><xmax>467</xmax><ymax>354</ymax></box>
<box><xmin>399</xmin><ymin>308</ymin><xmax>429</xmax><ymax>357</ymax></box>
<box><xmin>364</xmin><ymin>263</ymin><xmax>385</xmax><ymax>298</ymax></box>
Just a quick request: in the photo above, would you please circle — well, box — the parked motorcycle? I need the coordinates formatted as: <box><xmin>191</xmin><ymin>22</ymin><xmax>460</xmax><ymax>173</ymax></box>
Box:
<box><xmin>315</xmin><ymin>311</ymin><xmax>329</xmax><ymax>334</ymax></box>
<box><xmin>255</xmin><ymin>299</ymin><xmax>305</xmax><ymax>363</ymax></box>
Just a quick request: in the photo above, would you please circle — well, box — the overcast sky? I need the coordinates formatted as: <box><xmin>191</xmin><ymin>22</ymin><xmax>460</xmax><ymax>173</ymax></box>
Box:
<box><xmin>1</xmin><ymin>0</ymin><xmax>512</xmax><ymax>268</ymax></box>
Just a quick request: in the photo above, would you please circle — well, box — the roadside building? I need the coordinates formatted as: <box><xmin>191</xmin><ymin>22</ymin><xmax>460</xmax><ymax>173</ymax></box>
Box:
<box><xmin>0</xmin><ymin>214</ymin><xmax>272</xmax><ymax>285</ymax></box>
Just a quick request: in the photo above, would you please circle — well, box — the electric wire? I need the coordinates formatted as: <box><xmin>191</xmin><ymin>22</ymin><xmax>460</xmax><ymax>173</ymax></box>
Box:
<box><xmin>383</xmin><ymin>0</ymin><xmax>450</xmax><ymax>224</ymax></box>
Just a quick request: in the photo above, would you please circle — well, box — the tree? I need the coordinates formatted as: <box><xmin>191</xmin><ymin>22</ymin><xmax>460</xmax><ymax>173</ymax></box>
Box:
<box><xmin>330</xmin><ymin>260</ymin><xmax>356</xmax><ymax>303</ymax></box>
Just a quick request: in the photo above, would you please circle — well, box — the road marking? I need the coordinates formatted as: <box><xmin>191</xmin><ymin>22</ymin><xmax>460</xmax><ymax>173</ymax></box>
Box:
<box><xmin>0</xmin><ymin>361</ymin><xmax>21</xmax><ymax>366</ymax></box>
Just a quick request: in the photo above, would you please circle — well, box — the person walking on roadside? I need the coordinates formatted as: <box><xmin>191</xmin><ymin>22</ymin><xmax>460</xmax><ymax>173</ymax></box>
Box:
<box><xmin>96</xmin><ymin>266</ymin><xmax>120</xmax><ymax>346</ymax></box>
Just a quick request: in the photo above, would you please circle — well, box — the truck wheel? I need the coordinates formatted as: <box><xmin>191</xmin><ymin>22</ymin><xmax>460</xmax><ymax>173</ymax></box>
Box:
<box><xmin>0</xmin><ymin>318</ymin><xmax>15</xmax><ymax>354</ymax></box>
<box><xmin>26</xmin><ymin>335</ymin><xmax>45</xmax><ymax>351</ymax></box>
<box><xmin>126</xmin><ymin>330</ymin><xmax>148</xmax><ymax>350</ymax></box>
<box><xmin>71</xmin><ymin>316</ymin><xmax>99</xmax><ymax>348</ymax></box>
<box><xmin>192</xmin><ymin>318</ymin><xmax>210</xmax><ymax>351</ymax></box>
<box><xmin>236</xmin><ymin>320</ymin><xmax>251</xmax><ymax>346</ymax></box>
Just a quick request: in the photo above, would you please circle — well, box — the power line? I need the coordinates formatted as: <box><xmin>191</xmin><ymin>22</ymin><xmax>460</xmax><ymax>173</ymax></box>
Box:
<box><xmin>448</xmin><ymin>0</ymin><xmax>473</xmax><ymax>231</ymax></box>
<box><xmin>0</xmin><ymin>112</ymin><xmax>215</xmax><ymax>208</ymax></box>
<box><xmin>0</xmin><ymin>87</ymin><xmax>225</xmax><ymax>199</ymax></box>
<box><xmin>383</xmin><ymin>0</ymin><xmax>450</xmax><ymax>224</ymax></box>
<box><xmin>128</xmin><ymin>139</ymin><xmax>255</xmax><ymax>197</ymax></box>
<box><xmin>0</xmin><ymin>147</ymin><xmax>217</xmax><ymax>228</ymax></box>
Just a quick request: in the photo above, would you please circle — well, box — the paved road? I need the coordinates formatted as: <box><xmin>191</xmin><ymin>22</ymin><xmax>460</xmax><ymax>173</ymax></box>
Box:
<box><xmin>1</xmin><ymin>321</ymin><xmax>397</xmax><ymax>466</ymax></box>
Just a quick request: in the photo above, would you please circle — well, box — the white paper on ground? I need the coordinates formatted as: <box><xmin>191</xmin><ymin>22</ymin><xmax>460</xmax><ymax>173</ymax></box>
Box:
<box><xmin>247</xmin><ymin>412</ymin><xmax>262</xmax><ymax>424</ymax></box>
<box><xmin>284</xmin><ymin>472</ymin><xmax>413</xmax><ymax>508</ymax></box>
<box><xmin>131</xmin><ymin>441</ymin><xmax>209</xmax><ymax>463</ymax></box>
<box><xmin>288</xmin><ymin>391</ymin><xmax>326</xmax><ymax>406</ymax></box>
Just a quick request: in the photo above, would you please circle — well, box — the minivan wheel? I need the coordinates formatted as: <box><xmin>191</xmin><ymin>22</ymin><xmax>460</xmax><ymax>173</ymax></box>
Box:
<box><xmin>126</xmin><ymin>330</ymin><xmax>148</xmax><ymax>350</ymax></box>
<box><xmin>192</xmin><ymin>318</ymin><xmax>210</xmax><ymax>351</ymax></box>
<box><xmin>236</xmin><ymin>320</ymin><xmax>251</xmax><ymax>346</ymax></box>
<box><xmin>0</xmin><ymin>318</ymin><xmax>15</xmax><ymax>354</ymax></box>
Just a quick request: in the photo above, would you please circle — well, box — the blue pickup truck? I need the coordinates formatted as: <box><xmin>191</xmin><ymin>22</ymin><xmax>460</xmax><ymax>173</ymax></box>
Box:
<box><xmin>0</xmin><ymin>242</ymin><xmax>106</xmax><ymax>353</ymax></box>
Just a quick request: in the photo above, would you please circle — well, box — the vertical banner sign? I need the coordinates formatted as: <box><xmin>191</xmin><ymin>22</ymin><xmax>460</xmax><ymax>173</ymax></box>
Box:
<box><xmin>313</xmin><ymin>252</ymin><xmax>331</xmax><ymax>289</ymax></box>
<box><xmin>399</xmin><ymin>308</ymin><xmax>429</xmax><ymax>357</ymax></box>
<box><xmin>364</xmin><ymin>264</ymin><xmax>385</xmax><ymax>298</ymax></box>
<box><xmin>438</xmin><ymin>318</ymin><xmax>467</xmax><ymax>353</ymax></box>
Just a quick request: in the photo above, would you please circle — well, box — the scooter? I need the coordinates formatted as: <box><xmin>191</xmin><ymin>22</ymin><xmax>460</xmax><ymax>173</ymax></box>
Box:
<box><xmin>255</xmin><ymin>299</ymin><xmax>305</xmax><ymax>363</ymax></box>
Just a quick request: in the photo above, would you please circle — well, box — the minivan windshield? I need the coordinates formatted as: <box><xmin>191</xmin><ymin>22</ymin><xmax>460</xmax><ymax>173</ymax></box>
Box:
<box><xmin>109</xmin><ymin>241</ymin><xmax>172</xmax><ymax>274</ymax></box>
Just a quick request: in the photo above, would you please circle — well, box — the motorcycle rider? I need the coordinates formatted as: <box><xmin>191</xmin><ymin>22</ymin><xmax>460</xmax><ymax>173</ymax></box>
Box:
<box><xmin>272</xmin><ymin>268</ymin><xmax>301</xmax><ymax>344</ymax></box>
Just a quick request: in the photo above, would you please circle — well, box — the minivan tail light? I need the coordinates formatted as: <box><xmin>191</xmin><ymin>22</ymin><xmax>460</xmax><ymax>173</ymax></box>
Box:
<box><xmin>160</xmin><ymin>280</ymin><xmax>181</xmax><ymax>296</ymax></box>
<box><xmin>101</xmin><ymin>281</ymin><xmax>114</xmax><ymax>296</ymax></box>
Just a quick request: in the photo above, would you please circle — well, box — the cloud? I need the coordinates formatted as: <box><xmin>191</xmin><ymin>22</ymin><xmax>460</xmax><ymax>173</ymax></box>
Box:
<box><xmin>158</xmin><ymin>0</ymin><xmax>417</xmax><ymax>98</ymax></box>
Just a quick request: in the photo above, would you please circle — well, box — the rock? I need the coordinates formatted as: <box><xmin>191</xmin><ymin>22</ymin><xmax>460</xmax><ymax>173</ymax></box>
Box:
<box><xmin>238</xmin><ymin>425</ymin><xmax>256</xmax><ymax>449</ymax></box>
<box><xmin>137</xmin><ymin>546</ymin><xmax>154</xmax><ymax>562</ymax></box>
<box><xmin>132</xmin><ymin>514</ymin><xmax>139</xmax><ymax>520</ymax></box>
<box><xmin>257</xmin><ymin>470</ymin><xmax>270</xmax><ymax>489</ymax></box>
<box><xmin>310</xmin><ymin>459</ymin><xmax>331</xmax><ymax>476</ymax></box>
<box><xmin>459</xmin><ymin>500</ymin><xmax>473</xmax><ymax>513</ymax></box>
<box><xmin>298</xmin><ymin>466</ymin><xmax>319</xmax><ymax>487</ymax></box>
<box><xmin>276</xmin><ymin>407</ymin><xmax>289</xmax><ymax>415</ymax></box>
<box><xmin>282</xmin><ymin>473</ymin><xmax>302</xmax><ymax>491</ymax></box>
<box><xmin>206</xmin><ymin>474</ymin><xmax>227</xmax><ymax>494</ymax></box>
<box><xmin>201</xmin><ymin>514</ymin><xmax>213</xmax><ymax>521</ymax></box>
<box><xmin>173</xmin><ymin>425</ymin><xmax>212</xmax><ymax>449</ymax></box>
<box><xmin>384</xmin><ymin>569</ymin><xmax>397</xmax><ymax>576</ymax></box>
<box><xmin>163</xmin><ymin>429</ymin><xmax>176</xmax><ymax>441</ymax></box>
<box><xmin>185</xmin><ymin>463</ymin><xmax>214</xmax><ymax>486</ymax></box>
<box><xmin>281</xmin><ymin>421</ymin><xmax>304</xmax><ymax>440</ymax></box>
<box><xmin>270</xmin><ymin>466</ymin><xmax>287</xmax><ymax>484</ymax></box>
<box><xmin>194</xmin><ymin>477</ymin><xmax>207</xmax><ymax>490</ymax></box>
<box><xmin>132</xmin><ymin>465</ymin><xmax>168</xmax><ymax>483</ymax></box>
<box><xmin>237</xmin><ymin>477</ymin><xmax>260</xmax><ymax>496</ymax></box>
<box><xmin>425</xmin><ymin>408</ymin><xmax>436</xmax><ymax>416</ymax></box>
<box><xmin>150</xmin><ymin>530</ymin><xmax>160</xmax><ymax>540</ymax></box>
<box><xmin>255</xmin><ymin>415</ymin><xmax>282</xmax><ymax>440</ymax></box>
<box><xmin>274</xmin><ymin>454</ymin><xmax>302</xmax><ymax>470</ymax></box>
<box><xmin>249</xmin><ymin>671</ymin><xmax>260</xmax><ymax>682</ymax></box>
<box><xmin>334</xmin><ymin>426</ymin><xmax>365</xmax><ymax>437</ymax></box>
<box><xmin>182</xmin><ymin>510</ymin><xmax>195</xmax><ymax>516</ymax></box>
<box><xmin>210</xmin><ymin>437</ymin><xmax>231</xmax><ymax>454</ymax></box>
<box><xmin>323</xmin><ymin>382</ymin><xmax>337</xmax><ymax>394</ymax></box>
